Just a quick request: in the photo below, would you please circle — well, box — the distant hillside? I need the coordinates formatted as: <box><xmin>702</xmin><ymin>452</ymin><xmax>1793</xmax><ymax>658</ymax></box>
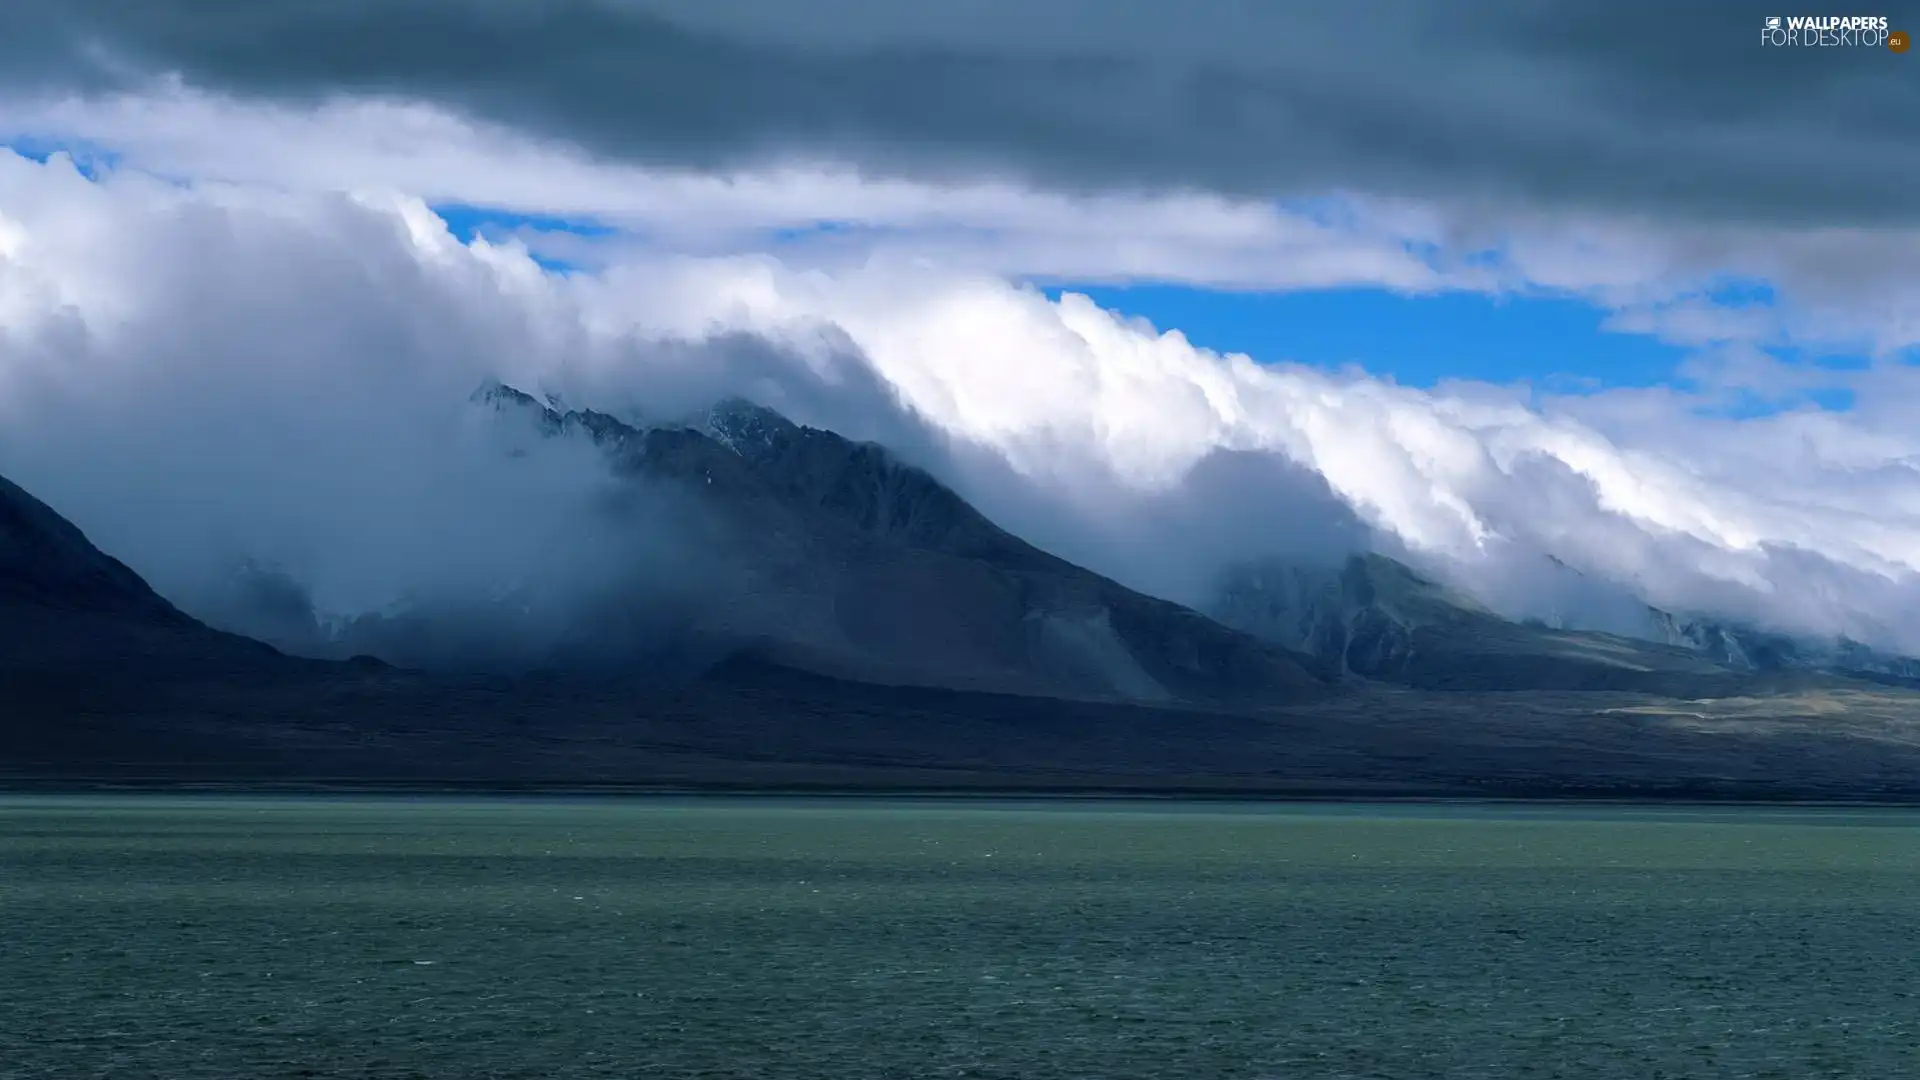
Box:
<box><xmin>1641</xmin><ymin>610</ymin><xmax>1920</xmax><ymax>689</ymax></box>
<box><xmin>1208</xmin><ymin>552</ymin><xmax>1839</xmax><ymax>695</ymax></box>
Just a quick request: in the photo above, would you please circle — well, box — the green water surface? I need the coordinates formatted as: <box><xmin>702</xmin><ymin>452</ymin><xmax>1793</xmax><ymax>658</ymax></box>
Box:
<box><xmin>3</xmin><ymin>796</ymin><xmax>1918</xmax><ymax>1078</ymax></box>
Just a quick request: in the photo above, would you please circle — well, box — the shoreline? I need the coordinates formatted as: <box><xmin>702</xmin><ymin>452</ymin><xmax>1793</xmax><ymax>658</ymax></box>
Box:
<box><xmin>7</xmin><ymin>775</ymin><xmax>1920</xmax><ymax>809</ymax></box>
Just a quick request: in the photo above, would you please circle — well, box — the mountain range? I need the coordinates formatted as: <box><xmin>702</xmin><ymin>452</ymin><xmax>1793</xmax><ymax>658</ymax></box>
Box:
<box><xmin>7</xmin><ymin>387</ymin><xmax>1920</xmax><ymax>799</ymax></box>
<box><xmin>1209</xmin><ymin>553</ymin><xmax>1920</xmax><ymax>695</ymax></box>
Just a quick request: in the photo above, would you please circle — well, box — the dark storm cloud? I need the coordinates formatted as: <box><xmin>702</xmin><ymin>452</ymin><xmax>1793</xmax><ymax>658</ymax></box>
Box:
<box><xmin>3</xmin><ymin>0</ymin><xmax>1916</xmax><ymax>225</ymax></box>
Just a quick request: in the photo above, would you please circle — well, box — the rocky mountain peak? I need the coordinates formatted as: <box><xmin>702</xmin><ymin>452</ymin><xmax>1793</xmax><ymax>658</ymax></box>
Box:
<box><xmin>701</xmin><ymin>397</ymin><xmax>797</xmax><ymax>456</ymax></box>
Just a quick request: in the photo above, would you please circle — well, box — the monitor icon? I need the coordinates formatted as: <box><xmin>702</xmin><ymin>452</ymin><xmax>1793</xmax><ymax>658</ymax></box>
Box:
<box><xmin>1766</xmin><ymin>17</ymin><xmax>1782</xmax><ymax>29</ymax></box>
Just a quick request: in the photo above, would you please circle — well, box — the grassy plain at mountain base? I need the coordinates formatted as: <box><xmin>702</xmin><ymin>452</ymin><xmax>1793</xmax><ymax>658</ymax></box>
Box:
<box><xmin>11</xmin><ymin>648</ymin><xmax>1920</xmax><ymax>801</ymax></box>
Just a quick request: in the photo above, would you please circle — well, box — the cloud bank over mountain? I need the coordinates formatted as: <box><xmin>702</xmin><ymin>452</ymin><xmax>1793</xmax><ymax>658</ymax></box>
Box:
<box><xmin>4</xmin><ymin>143</ymin><xmax>1920</xmax><ymax>655</ymax></box>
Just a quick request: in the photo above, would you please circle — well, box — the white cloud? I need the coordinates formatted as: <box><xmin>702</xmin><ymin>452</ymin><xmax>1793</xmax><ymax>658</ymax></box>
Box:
<box><xmin>1480</xmin><ymin>208</ymin><xmax>1920</xmax><ymax>357</ymax></box>
<box><xmin>0</xmin><ymin>83</ymin><xmax>1464</xmax><ymax>294</ymax></box>
<box><xmin>7</xmin><ymin>144</ymin><xmax>1920</xmax><ymax>655</ymax></box>
<box><xmin>12</xmin><ymin>82</ymin><xmax>1920</xmax><ymax>364</ymax></box>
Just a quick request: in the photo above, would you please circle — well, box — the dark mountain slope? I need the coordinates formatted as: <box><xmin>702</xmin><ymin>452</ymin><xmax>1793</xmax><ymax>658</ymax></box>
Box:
<box><xmin>1</xmin><ymin>473</ymin><xmax>192</xmax><ymax>625</ymax></box>
<box><xmin>1</xmin><ymin>473</ymin><xmax>292</xmax><ymax>682</ymax></box>
<box><xmin>702</xmin><ymin>398</ymin><xmax>1063</xmax><ymax>570</ymax></box>
<box><xmin>470</xmin><ymin>385</ymin><xmax>1331</xmax><ymax>707</ymax></box>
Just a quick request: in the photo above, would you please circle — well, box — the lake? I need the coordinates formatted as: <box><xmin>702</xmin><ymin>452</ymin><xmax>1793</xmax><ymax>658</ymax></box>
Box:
<box><xmin>3</xmin><ymin>796</ymin><xmax>1917</xmax><ymax>1078</ymax></box>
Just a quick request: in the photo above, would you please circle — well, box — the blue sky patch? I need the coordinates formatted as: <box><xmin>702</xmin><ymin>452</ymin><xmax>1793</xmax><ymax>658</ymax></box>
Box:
<box><xmin>1046</xmin><ymin>283</ymin><xmax>1702</xmax><ymax>391</ymax></box>
<box><xmin>1697</xmin><ymin>386</ymin><xmax>1858</xmax><ymax>420</ymax></box>
<box><xmin>429</xmin><ymin>204</ymin><xmax>616</xmax><ymax>272</ymax></box>
<box><xmin>430</xmin><ymin>204</ymin><xmax>616</xmax><ymax>242</ymax></box>
<box><xmin>4</xmin><ymin>139</ymin><xmax>121</xmax><ymax>179</ymax></box>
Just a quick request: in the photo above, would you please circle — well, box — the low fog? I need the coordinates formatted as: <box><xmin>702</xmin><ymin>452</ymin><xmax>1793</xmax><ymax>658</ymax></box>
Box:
<box><xmin>5</xmin><ymin>148</ymin><xmax>1920</xmax><ymax>665</ymax></box>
